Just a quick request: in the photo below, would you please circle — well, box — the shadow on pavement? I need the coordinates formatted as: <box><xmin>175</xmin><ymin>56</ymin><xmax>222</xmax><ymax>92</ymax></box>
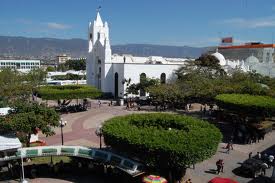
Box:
<box><xmin>204</xmin><ymin>169</ymin><xmax>217</xmax><ymax>175</ymax></box>
<box><xmin>247</xmin><ymin>176</ymin><xmax>274</xmax><ymax>183</ymax></box>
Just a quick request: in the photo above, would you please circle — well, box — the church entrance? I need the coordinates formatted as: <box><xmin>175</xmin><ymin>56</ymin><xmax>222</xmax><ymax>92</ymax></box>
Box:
<box><xmin>114</xmin><ymin>72</ymin><xmax>118</xmax><ymax>98</ymax></box>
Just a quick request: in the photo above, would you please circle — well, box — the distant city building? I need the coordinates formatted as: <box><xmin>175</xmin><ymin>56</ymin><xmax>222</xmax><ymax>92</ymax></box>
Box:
<box><xmin>212</xmin><ymin>43</ymin><xmax>275</xmax><ymax>77</ymax></box>
<box><xmin>46</xmin><ymin>70</ymin><xmax>86</xmax><ymax>86</ymax></box>
<box><xmin>0</xmin><ymin>59</ymin><xmax>40</xmax><ymax>72</ymax></box>
<box><xmin>87</xmin><ymin>11</ymin><xmax>189</xmax><ymax>98</ymax></box>
<box><xmin>56</xmin><ymin>54</ymin><xmax>71</xmax><ymax>65</ymax></box>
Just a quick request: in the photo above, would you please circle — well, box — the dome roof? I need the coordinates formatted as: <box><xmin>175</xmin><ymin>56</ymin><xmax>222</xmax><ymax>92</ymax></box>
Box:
<box><xmin>245</xmin><ymin>55</ymin><xmax>259</xmax><ymax>64</ymax></box>
<box><xmin>212</xmin><ymin>52</ymin><xmax>226</xmax><ymax>66</ymax></box>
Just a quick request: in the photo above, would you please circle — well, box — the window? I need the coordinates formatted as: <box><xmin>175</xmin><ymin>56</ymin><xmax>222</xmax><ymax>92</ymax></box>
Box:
<box><xmin>98</xmin><ymin>59</ymin><xmax>101</xmax><ymax>64</ymax></box>
<box><xmin>266</xmin><ymin>52</ymin><xmax>270</xmax><ymax>63</ymax></box>
<box><xmin>114</xmin><ymin>73</ymin><xmax>119</xmax><ymax>98</ymax></box>
<box><xmin>160</xmin><ymin>73</ymin><xmax>166</xmax><ymax>84</ymax></box>
<box><xmin>97</xmin><ymin>32</ymin><xmax>100</xmax><ymax>40</ymax></box>
<box><xmin>90</xmin><ymin>33</ymin><xmax>93</xmax><ymax>39</ymax></box>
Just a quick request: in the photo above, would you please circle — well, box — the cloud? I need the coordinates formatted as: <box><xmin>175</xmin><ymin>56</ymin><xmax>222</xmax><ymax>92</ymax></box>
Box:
<box><xmin>45</xmin><ymin>22</ymin><xmax>71</xmax><ymax>30</ymax></box>
<box><xmin>222</xmin><ymin>16</ymin><xmax>275</xmax><ymax>28</ymax></box>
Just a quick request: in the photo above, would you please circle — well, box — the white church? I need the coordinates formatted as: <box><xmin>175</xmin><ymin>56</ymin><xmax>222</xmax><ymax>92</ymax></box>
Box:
<box><xmin>86</xmin><ymin>11</ymin><xmax>248</xmax><ymax>98</ymax></box>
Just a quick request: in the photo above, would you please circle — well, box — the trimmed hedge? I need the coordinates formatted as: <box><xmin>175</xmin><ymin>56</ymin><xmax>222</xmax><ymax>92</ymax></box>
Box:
<box><xmin>102</xmin><ymin>113</ymin><xmax>222</xmax><ymax>168</ymax></box>
<box><xmin>215</xmin><ymin>94</ymin><xmax>275</xmax><ymax>115</ymax></box>
<box><xmin>37</xmin><ymin>85</ymin><xmax>102</xmax><ymax>100</ymax></box>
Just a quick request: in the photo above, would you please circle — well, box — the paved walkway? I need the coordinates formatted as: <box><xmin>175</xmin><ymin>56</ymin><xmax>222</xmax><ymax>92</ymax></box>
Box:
<box><xmin>40</xmin><ymin>102</ymin><xmax>140</xmax><ymax>148</ymax></box>
<box><xmin>35</xmin><ymin>103</ymin><xmax>275</xmax><ymax>182</ymax></box>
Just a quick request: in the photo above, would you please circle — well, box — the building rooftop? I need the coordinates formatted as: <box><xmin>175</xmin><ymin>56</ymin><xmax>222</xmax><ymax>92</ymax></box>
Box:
<box><xmin>219</xmin><ymin>43</ymin><xmax>275</xmax><ymax>49</ymax></box>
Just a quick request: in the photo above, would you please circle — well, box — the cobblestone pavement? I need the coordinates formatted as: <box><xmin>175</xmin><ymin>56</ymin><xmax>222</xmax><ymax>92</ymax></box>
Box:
<box><xmin>23</xmin><ymin>102</ymin><xmax>275</xmax><ymax>182</ymax></box>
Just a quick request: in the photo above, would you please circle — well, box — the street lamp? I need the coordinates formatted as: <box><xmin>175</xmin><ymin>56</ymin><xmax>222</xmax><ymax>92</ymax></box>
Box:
<box><xmin>95</xmin><ymin>125</ymin><xmax>103</xmax><ymax>149</ymax></box>
<box><xmin>20</xmin><ymin>153</ymin><xmax>28</xmax><ymax>183</ymax></box>
<box><xmin>59</xmin><ymin>118</ymin><xmax>67</xmax><ymax>145</ymax></box>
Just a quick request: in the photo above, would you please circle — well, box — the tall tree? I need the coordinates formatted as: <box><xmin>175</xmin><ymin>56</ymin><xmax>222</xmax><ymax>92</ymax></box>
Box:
<box><xmin>0</xmin><ymin>101</ymin><xmax>60</xmax><ymax>147</ymax></box>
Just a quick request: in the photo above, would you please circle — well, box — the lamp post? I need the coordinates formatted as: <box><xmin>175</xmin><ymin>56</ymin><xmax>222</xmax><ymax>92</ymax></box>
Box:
<box><xmin>20</xmin><ymin>153</ymin><xmax>28</xmax><ymax>183</ymax></box>
<box><xmin>95</xmin><ymin>125</ymin><xmax>103</xmax><ymax>149</ymax></box>
<box><xmin>59</xmin><ymin>118</ymin><xmax>67</xmax><ymax>145</ymax></box>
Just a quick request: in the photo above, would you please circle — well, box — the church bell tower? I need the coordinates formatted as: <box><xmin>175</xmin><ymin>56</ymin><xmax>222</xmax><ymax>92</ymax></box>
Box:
<box><xmin>87</xmin><ymin>9</ymin><xmax>112</xmax><ymax>92</ymax></box>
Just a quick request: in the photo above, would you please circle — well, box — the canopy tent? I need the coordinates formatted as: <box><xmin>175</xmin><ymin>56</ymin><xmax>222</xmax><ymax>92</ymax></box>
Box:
<box><xmin>0</xmin><ymin>134</ymin><xmax>22</xmax><ymax>151</ymax></box>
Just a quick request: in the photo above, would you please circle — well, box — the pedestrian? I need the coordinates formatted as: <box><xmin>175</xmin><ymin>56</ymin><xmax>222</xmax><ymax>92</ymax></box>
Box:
<box><xmin>261</xmin><ymin>162</ymin><xmax>268</xmax><ymax>175</ymax></box>
<box><xmin>256</xmin><ymin>152</ymin><xmax>261</xmax><ymax>159</ymax></box>
<box><xmin>226</xmin><ymin>143</ymin><xmax>231</xmax><ymax>154</ymax></box>
<box><xmin>98</xmin><ymin>100</ymin><xmax>101</xmax><ymax>108</ymax></box>
<box><xmin>203</xmin><ymin>106</ymin><xmax>206</xmax><ymax>115</ymax></box>
<box><xmin>268</xmin><ymin>155</ymin><xmax>274</xmax><ymax>168</ymax></box>
<box><xmin>216</xmin><ymin>159</ymin><xmax>224</xmax><ymax>174</ymax></box>
<box><xmin>249</xmin><ymin>152</ymin><xmax>252</xmax><ymax>159</ymax></box>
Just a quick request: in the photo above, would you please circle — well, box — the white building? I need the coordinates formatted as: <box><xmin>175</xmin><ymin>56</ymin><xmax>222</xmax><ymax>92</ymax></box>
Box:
<box><xmin>211</xmin><ymin>51</ymin><xmax>250</xmax><ymax>73</ymax></box>
<box><xmin>86</xmin><ymin>12</ymin><xmax>189</xmax><ymax>98</ymax></box>
<box><xmin>0</xmin><ymin>59</ymin><xmax>40</xmax><ymax>72</ymax></box>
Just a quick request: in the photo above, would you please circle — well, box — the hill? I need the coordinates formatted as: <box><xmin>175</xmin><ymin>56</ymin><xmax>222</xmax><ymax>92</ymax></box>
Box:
<box><xmin>0</xmin><ymin>36</ymin><xmax>211</xmax><ymax>60</ymax></box>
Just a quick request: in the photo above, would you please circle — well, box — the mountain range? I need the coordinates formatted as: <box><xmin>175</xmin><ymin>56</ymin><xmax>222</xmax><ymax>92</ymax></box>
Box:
<box><xmin>0</xmin><ymin>36</ymin><xmax>212</xmax><ymax>60</ymax></box>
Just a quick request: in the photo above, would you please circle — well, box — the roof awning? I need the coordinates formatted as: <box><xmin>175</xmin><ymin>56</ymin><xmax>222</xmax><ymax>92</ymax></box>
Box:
<box><xmin>0</xmin><ymin>134</ymin><xmax>22</xmax><ymax>151</ymax></box>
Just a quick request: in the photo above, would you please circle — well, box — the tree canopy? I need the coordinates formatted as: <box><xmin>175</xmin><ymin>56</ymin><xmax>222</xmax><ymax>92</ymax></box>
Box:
<box><xmin>65</xmin><ymin>59</ymin><xmax>86</xmax><ymax>71</ymax></box>
<box><xmin>215</xmin><ymin>94</ymin><xmax>275</xmax><ymax>117</ymax></box>
<box><xmin>37</xmin><ymin>85</ymin><xmax>102</xmax><ymax>100</ymax></box>
<box><xmin>0</xmin><ymin>68</ymin><xmax>46</xmax><ymax>103</ymax></box>
<box><xmin>0</xmin><ymin>101</ymin><xmax>60</xmax><ymax>146</ymax></box>
<box><xmin>102</xmin><ymin>113</ymin><xmax>222</xmax><ymax>181</ymax></box>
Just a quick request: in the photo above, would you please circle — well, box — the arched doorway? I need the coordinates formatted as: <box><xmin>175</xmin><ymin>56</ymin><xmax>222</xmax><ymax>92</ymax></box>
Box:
<box><xmin>140</xmin><ymin>73</ymin><xmax>146</xmax><ymax>97</ymax></box>
<box><xmin>114</xmin><ymin>72</ymin><xmax>118</xmax><ymax>98</ymax></box>
<box><xmin>160</xmin><ymin>73</ymin><xmax>166</xmax><ymax>84</ymax></box>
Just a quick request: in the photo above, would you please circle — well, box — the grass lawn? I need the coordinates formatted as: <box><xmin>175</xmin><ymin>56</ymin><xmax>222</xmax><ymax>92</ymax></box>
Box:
<box><xmin>27</xmin><ymin>156</ymin><xmax>72</xmax><ymax>165</ymax></box>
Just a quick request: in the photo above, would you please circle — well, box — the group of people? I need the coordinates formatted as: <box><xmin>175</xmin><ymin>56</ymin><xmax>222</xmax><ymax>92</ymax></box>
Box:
<box><xmin>249</xmin><ymin>151</ymin><xmax>274</xmax><ymax>175</ymax></box>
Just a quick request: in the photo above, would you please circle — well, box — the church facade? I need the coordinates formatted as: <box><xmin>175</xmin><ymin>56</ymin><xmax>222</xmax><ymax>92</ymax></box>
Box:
<box><xmin>86</xmin><ymin>12</ymin><xmax>189</xmax><ymax>98</ymax></box>
<box><xmin>86</xmin><ymin>12</ymin><xmax>253</xmax><ymax>98</ymax></box>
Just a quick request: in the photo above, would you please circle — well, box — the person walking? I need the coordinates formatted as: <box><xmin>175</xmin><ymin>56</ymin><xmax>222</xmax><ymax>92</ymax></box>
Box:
<box><xmin>216</xmin><ymin>159</ymin><xmax>224</xmax><ymax>174</ymax></box>
<box><xmin>256</xmin><ymin>152</ymin><xmax>261</xmax><ymax>159</ymax></box>
<box><xmin>98</xmin><ymin>100</ymin><xmax>101</xmax><ymax>108</ymax></box>
<box><xmin>249</xmin><ymin>152</ymin><xmax>253</xmax><ymax>159</ymax></box>
<box><xmin>261</xmin><ymin>162</ymin><xmax>268</xmax><ymax>175</ymax></box>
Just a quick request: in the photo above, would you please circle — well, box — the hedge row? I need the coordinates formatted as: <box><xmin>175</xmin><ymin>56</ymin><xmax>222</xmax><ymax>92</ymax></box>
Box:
<box><xmin>37</xmin><ymin>85</ymin><xmax>102</xmax><ymax>100</ymax></box>
<box><xmin>215</xmin><ymin>94</ymin><xmax>275</xmax><ymax>114</ymax></box>
<box><xmin>102</xmin><ymin>113</ymin><xmax>222</xmax><ymax>168</ymax></box>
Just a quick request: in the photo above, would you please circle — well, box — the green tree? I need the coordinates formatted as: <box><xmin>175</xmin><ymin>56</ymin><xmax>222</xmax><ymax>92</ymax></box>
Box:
<box><xmin>46</xmin><ymin>66</ymin><xmax>55</xmax><ymax>72</ymax></box>
<box><xmin>103</xmin><ymin>113</ymin><xmax>222</xmax><ymax>183</ymax></box>
<box><xmin>57</xmin><ymin>63</ymin><xmax>68</xmax><ymax>72</ymax></box>
<box><xmin>0</xmin><ymin>69</ymin><xmax>31</xmax><ymax>102</ymax></box>
<box><xmin>148</xmin><ymin>83</ymin><xmax>184</xmax><ymax>109</ymax></box>
<box><xmin>65</xmin><ymin>59</ymin><xmax>86</xmax><ymax>71</ymax></box>
<box><xmin>37</xmin><ymin>85</ymin><xmax>102</xmax><ymax>106</ymax></box>
<box><xmin>0</xmin><ymin>101</ymin><xmax>60</xmax><ymax>147</ymax></box>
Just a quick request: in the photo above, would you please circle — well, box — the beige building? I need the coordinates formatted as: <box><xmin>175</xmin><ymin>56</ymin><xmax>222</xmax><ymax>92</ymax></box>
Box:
<box><xmin>56</xmin><ymin>54</ymin><xmax>71</xmax><ymax>65</ymax></box>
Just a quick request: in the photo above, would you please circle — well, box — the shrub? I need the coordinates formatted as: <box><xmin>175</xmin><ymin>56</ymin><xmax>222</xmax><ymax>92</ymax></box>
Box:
<box><xmin>37</xmin><ymin>85</ymin><xmax>102</xmax><ymax>100</ymax></box>
<box><xmin>102</xmin><ymin>113</ymin><xmax>222</xmax><ymax>169</ymax></box>
<box><xmin>215</xmin><ymin>94</ymin><xmax>275</xmax><ymax>115</ymax></box>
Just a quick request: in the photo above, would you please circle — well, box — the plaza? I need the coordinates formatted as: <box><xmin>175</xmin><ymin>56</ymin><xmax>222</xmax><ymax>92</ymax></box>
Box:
<box><xmin>5</xmin><ymin>100</ymin><xmax>270</xmax><ymax>183</ymax></box>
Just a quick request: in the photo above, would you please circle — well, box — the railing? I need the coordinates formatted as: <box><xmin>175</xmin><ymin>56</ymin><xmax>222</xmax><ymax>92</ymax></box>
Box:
<box><xmin>0</xmin><ymin>145</ymin><xmax>144</xmax><ymax>176</ymax></box>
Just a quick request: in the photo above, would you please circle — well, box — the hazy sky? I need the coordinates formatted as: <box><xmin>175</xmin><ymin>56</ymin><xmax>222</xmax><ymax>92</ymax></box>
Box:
<box><xmin>1</xmin><ymin>0</ymin><xmax>275</xmax><ymax>47</ymax></box>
